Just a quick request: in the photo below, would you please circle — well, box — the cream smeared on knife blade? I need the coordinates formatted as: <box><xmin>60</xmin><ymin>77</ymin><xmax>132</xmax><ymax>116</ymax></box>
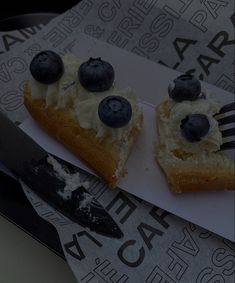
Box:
<box><xmin>47</xmin><ymin>155</ymin><xmax>89</xmax><ymax>200</ymax></box>
<box><xmin>20</xmin><ymin>154</ymin><xmax>123</xmax><ymax>238</ymax></box>
<box><xmin>0</xmin><ymin>109</ymin><xmax>123</xmax><ymax>238</ymax></box>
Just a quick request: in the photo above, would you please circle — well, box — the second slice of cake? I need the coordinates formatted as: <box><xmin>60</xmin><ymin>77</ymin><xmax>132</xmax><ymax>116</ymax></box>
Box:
<box><xmin>155</xmin><ymin>74</ymin><xmax>235</xmax><ymax>193</ymax></box>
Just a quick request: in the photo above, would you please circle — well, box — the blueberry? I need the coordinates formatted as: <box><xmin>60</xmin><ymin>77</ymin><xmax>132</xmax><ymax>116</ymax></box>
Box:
<box><xmin>180</xmin><ymin>114</ymin><xmax>210</xmax><ymax>142</ymax></box>
<box><xmin>98</xmin><ymin>96</ymin><xmax>132</xmax><ymax>128</ymax></box>
<box><xmin>78</xmin><ymin>58</ymin><xmax>114</xmax><ymax>92</ymax></box>
<box><xmin>30</xmin><ymin>50</ymin><xmax>64</xmax><ymax>84</ymax></box>
<box><xmin>168</xmin><ymin>74</ymin><xmax>201</xmax><ymax>102</ymax></box>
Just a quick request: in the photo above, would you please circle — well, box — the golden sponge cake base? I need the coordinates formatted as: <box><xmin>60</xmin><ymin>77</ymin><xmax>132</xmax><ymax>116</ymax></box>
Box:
<box><xmin>155</xmin><ymin>100</ymin><xmax>235</xmax><ymax>193</ymax></box>
<box><xmin>24</xmin><ymin>84</ymin><xmax>143</xmax><ymax>188</ymax></box>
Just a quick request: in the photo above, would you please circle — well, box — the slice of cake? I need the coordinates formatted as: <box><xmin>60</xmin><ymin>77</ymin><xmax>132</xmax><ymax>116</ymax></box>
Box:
<box><xmin>155</xmin><ymin>74</ymin><xmax>235</xmax><ymax>193</ymax></box>
<box><xmin>24</xmin><ymin>50</ymin><xmax>143</xmax><ymax>188</ymax></box>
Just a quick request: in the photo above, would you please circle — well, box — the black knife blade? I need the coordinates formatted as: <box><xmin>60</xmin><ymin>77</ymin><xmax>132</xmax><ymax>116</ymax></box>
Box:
<box><xmin>0</xmin><ymin>111</ymin><xmax>123</xmax><ymax>239</ymax></box>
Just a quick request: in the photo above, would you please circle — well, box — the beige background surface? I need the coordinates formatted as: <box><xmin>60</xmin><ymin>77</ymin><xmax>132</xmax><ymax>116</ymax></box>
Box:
<box><xmin>0</xmin><ymin>215</ymin><xmax>77</xmax><ymax>283</ymax></box>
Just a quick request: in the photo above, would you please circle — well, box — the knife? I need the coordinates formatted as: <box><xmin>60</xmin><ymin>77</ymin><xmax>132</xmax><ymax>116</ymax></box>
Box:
<box><xmin>0</xmin><ymin>111</ymin><xmax>123</xmax><ymax>239</ymax></box>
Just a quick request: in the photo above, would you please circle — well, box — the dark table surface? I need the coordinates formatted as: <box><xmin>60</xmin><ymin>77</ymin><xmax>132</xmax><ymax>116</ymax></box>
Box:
<box><xmin>0</xmin><ymin>1</ymin><xmax>79</xmax><ymax>31</ymax></box>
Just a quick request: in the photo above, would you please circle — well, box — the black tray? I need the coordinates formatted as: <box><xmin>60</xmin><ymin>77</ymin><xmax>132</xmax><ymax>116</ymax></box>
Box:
<box><xmin>0</xmin><ymin>1</ymin><xmax>79</xmax><ymax>31</ymax></box>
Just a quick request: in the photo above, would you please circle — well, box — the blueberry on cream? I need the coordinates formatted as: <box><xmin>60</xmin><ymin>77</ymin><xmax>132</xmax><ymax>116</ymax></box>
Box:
<box><xmin>78</xmin><ymin>57</ymin><xmax>114</xmax><ymax>92</ymax></box>
<box><xmin>168</xmin><ymin>74</ymin><xmax>201</xmax><ymax>102</ymax></box>
<box><xmin>98</xmin><ymin>96</ymin><xmax>132</xmax><ymax>128</ymax></box>
<box><xmin>30</xmin><ymin>50</ymin><xmax>64</xmax><ymax>84</ymax></box>
<box><xmin>180</xmin><ymin>114</ymin><xmax>210</xmax><ymax>142</ymax></box>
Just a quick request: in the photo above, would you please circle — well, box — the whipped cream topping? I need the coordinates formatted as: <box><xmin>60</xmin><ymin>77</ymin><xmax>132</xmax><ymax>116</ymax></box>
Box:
<box><xmin>29</xmin><ymin>54</ymin><xmax>142</xmax><ymax>141</ymax></box>
<box><xmin>159</xmin><ymin>95</ymin><xmax>222</xmax><ymax>154</ymax></box>
<box><xmin>74</xmin><ymin>87</ymin><xmax>142</xmax><ymax>141</ymax></box>
<box><xmin>29</xmin><ymin>54</ymin><xmax>79</xmax><ymax>109</ymax></box>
